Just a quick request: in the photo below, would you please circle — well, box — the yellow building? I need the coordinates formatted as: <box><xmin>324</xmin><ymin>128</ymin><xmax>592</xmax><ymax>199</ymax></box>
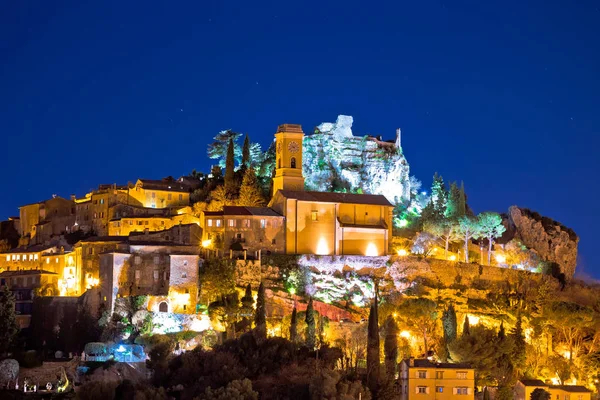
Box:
<box><xmin>108</xmin><ymin>214</ymin><xmax>200</xmax><ymax>236</ymax></box>
<box><xmin>19</xmin><ymin>196</ymin><xmax>75</xmax><ymax>244</ymax></box>
<box><xmin>128</xmin><ymin>178</ymin><xmax>190</xmax><ymax>209</ymax></box>
<box><xmin>516</xmin><ymin>380</ymin><xmax>592</xmax><ymax>400</ymax></box>
<box><xmin>268</xmin><ymin>123</ymin><xmax>393</xmax><ymax>256</ymax></box>
<box><xmin>399</xmin><ymin>358</ymin><xmax>475</xmax><ymax>399</ymax></box>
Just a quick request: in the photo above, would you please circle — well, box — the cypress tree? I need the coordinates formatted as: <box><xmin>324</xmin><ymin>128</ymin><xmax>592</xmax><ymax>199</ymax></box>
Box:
<box><xmin>442</xmin><ymin>304</ymin><xmax>457</xmax><ymax>343</ymax></box>
<box><xmin>240</xmin><ymin>283</ymin><xmax>254</xmax><ymax>328</ymax></box>
<box><xmin>462</xmin><ymin>315</ymin><xmax>470</xmax><ymax>336</ymax></box>
<box><xmin>367</xmin><ymin>299</ymin><xmax>380</xmax><ymax>393</ymax></box>
<box><xmin>254</xmin><ymin>282</ymin><xmax>266</xmax><ymax>341</ymax></box>
<box><xmin>384</xmin><ymin>315</ymin><xmax>399</xmax><ymax>380</ymax></box>
<box><xmin>224</xmin><ymin>138</ymin><xmax>236</xmax><ymax>196</ymax></box>
<box><xmin>242</xmin><ymin>134</ymin><xmax>251</xmax><ymax>169</ymax></box>
<box><xmin>510</xmin><ymin>310</ymin><xmax>526</xmax><ymax>372</ymax></box>
<box><xmin>305</xmin><ymin>298</ymin><xmax>316</xmax><ymax>349</ymax></box>
<box><xmin>238</xmin><ymin>167</ymin><xmax>265</xmax><ymax>207</ymax></box>
<box><xmin>459</xmin><ymin>181</ymin><xmax>467</xmax><ymax>216</ymax></box>
<box><xmin>498</xmin><ymin>321</ymin><xmax>506</xmax><ymax>340</ymax></box>
<box><xmin>0</xmin><ymin>286</ymin><xmax>19</xmax><ymax>355</ymax></box>
<box><xmin>290</xmin><ymin>307</ymin><xmax>297</xmax><ymax>343</ymax></box>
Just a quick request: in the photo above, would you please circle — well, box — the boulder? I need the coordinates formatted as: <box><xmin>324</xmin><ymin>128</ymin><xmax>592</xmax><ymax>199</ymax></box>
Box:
<box><xmin>507</xmin><ymin>206</ymin><xmax>578</xmax><ymax>278</ymax></box>
<box><xmin>0</xmin><ymin>359</ymin><xmax>19</xmax><ymax>384</ymax></box>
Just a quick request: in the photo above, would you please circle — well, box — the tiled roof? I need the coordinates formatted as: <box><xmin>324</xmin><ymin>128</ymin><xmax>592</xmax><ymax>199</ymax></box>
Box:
<box><xmin>138</xmin><ymin>179</ymin><xmax>190</xmax><ymax>193</ymax></box>
<box><xmin>550</xmin><ymin>385</ymin><xmax>592</xmax><ymax>393</ymax></box>
<box><xmin>0</xmin><ymin>269</ymin><xmax>57</xmax><ymax>277</ymax></box>
<box><xmin>277</xmin><ymin>190</ymin><xmax>393</xmax><ymax>207</ymax></box>
<box><xmin>2</xmin><ymin>244</ymin><xmax>56</xmax><ymax>254</ymax></box>
<box><xmin>339</xmin><ymin>221</ymin><xmax>388</xmax><ymax>229</ymax></box>
<box><xmin>77</xmin><ymin>236</ymin><xmax>128</xmax><ymax>243</ymax></box>
<box><xmin>519</xmin><ymin>380</ymin><xmax>548</xmax><ymax>387</ymax></box>
<box><xmin>402</xmin><ymin>358</ymin><xmax>472</xmax><ymax>369</ymax></box>
<box><xmin>223</xmin><ymin>206</ymin><xmax>283</xmax><ymax>217</ymax></box>
<box><xmin>203</xmin><ymin>211</ymin><xmax>224</xmax><ymax>216</ymax></box>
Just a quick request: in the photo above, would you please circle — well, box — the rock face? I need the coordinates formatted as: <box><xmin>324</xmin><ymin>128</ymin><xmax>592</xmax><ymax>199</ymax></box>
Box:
<box><xmin>303</xmin><ymin>115</ymin><xmax>411</xmax><ymax>204</ymax></box>
<box><xmin>507</xmin><ymin>206</ymin><xmax>579</xmax><ymax>278</ymax></box>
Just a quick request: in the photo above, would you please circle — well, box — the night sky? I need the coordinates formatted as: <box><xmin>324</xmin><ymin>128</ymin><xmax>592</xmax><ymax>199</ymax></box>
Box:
<box><xmin>1</xmin><ymin>1</ymin><xmax>599</xmax><ymax>277</ymax></box>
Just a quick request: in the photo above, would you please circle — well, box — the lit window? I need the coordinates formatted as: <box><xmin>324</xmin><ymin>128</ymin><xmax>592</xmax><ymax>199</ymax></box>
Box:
<box><xmin>135</xmin><ymin>270</ymin><xmax>140</xmax><ymax>280</ymax></box>
<box><xmin>135</xmin><ymin>256</ymin><xmax>141</xmax><ymax>265</ymax></box>
<box><xmin>243</xmin><ymin>219</ymin><xmax>250</xmax><ymax>228</ymax></box>
<box><xmin>208</xmin><ymin>219</ymin><xmax>213</xmax><ymax>227</ymax></box>
<box><xmin>16</xmin><ymin>255</ymin><xmax>20</xmax><ymax>261</ymax></box>
<box><xmin>229</xmin><ymin>219</ymin><xmax>235</xmax><ymax>227</ymax></box>
<box><xmin>100</xmin><ymin>199</ymin><xmax>104</xmax><ymax>204</ymax></box>
<box><xmin>46</xmin><ymin>258</ymin><xmax>50</xmax><ymax>264</ymax></box>
<box><xmin>29</xmin><ymin>254</ymin><xmax>33</xmax><ymax>261</ymax></box>
<box><xmin>103</xmin><ymin>296</ymin><xmax>107</xmax><ymax>301</ymax></box>
<box><xmin>311</xmin><ymin>210</ymin><xmax>318</xmax><ymax>221</ymax></box>
<box><xmin>455</xmin><ymin>387</ymin><xmax>468</xmax><ymax>395</ymax></box>
<box><xmin>5</xmin><ymin>255</ymin><xmax>9</xmax><ymax>261</ymax></box>
<box><xmin>153</xmin><ymin>256</ymin><xmax>159</xmax><ymax>265</ymax></box>
<box><xmin>260</xmin><ymin>219</ymin><xmax>266</xmax><ymax>228</ymax></box>
<box><xmin>34</xmin><ymin>254</ymin><xmax>38</xmax><ymax>260</ymax></box>
<box><xmin>418</xmin><ymin>371</ymin><xmax>427</xmax><ymax>379</ymax></box>
<box><xmin>436</xmin><ymin>387</ymin><xmax>444</xmax><ymax>393</ymax></box>
<box><xmin>12</xmin><ymin>255</ymin><xmax>15</xmax><ymax>261</ymax></box>
<box><xmin>456</xmin><ymin>372</ymin><xmax>467</xmax><ymax>379</ymax></box>
<box><xmin>417</xmin><ymin>386</ymin><xmax>427</xmax><ymax>394</ymax></box>
<box><xmin>94</xmin><ymin>212</ymin><xmax>97</xmax><ymax>218</ymax></box>
<box><xmin>215</xmin><ymin>219</ymin><xmax>222</xmax><ymax>227</ymax></box>
<box><xmin>290</xmin><ymin>157</ymin><xmax>296</xmax><ymax>168</ymax></box>
<box><xmin>56</xmin><ymin>257</ymin><xmax>59</xmax><ymax>263</ymax></box>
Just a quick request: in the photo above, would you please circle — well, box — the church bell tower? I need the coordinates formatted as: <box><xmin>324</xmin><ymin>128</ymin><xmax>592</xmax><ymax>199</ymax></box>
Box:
<box><xmin>272</xmin><ymin>124</ymin><xmax>305</xmax><ymax>194</ymax></box>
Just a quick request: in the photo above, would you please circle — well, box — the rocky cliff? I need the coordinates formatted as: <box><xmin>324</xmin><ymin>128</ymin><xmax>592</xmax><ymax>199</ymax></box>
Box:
<box><xmin>302</xmin><ymin>115</ymin><xmax>411</xmax><ymax>204</ymax></box>
<box><xmin>506</xmin><ymin>206</ymin><xmax>579</xmax><ymax>278</ymax></box>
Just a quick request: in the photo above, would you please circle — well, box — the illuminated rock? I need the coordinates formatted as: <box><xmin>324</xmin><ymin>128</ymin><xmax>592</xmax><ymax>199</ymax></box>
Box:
<box><xmin>303</xmin><ymin>115</ymin><xmax>411</xmax><ymax>204</ymax></box>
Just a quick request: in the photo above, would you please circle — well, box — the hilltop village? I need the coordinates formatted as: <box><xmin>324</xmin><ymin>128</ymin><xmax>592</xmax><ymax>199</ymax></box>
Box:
<box><xmin>0</xmin><ymin>116</ymin><xmax>592</xmax><ymax>399</ymax></box>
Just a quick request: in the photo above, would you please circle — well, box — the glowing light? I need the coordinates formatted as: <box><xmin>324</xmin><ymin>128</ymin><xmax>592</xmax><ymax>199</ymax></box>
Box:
<box><xmin>316</xmin><ymin>237</ymin><xmax>329</xmax><ymax>255</ymax></box>
<box><xmin>495</xmin><ymin>254</ymin><xmax>506</xmax><ymax>263</ymax></box>
<box><xmin>393</xmin><ymin>312</ymin><xmax>398</xmax><ymax>318</ymax></box>
<box><xmin>449</xmin><ymin>255</ymin><xmax>457</xmax><ymax>261</ymax></box>
<box><xmin>467</xmin><ymin>315</ymin><xmax>480</xmax><ymax>325</ymax></box>
<box><xmin>551</xmin><ymin>377</ymin><xmax>560</xmax><ymax>385</ymax></box>
<box><xmin>398</xmin><ymin>219</ymin><xmax>408</xmax><ymax>227</ymax></box>
<box><xmin>289</xmin><ymin>287</ymin><xmax>296</xmax><ymax>295</ymax></box>
<box><xmin>563</xmin><ymin>351</ymin><xmax>571</xmax><ymax>359</ymax></box>
<box><xmin>400</xmin><ymin>331</ymin><xmax>411</xmax><ymax>339</ymax></box>
<box><xmin>397</xmin><ymin>249</ymin><xmax>408</xmax><ymax>256</ymax></box>
<box><xmin>202</xmin><ymin>239</ymin><xmax>212</xmax><ymax>247</ymax></box>
<box><xmin>365</xmin><ymin>242</ymin><xmax>378</xmax><ymax>257</ymax></box>
<box><xmin>116</xmin><ymin>345</ymin><xmax>126</xmax><ymax>353</ymax></box>
<box><xmin>188</xmin><ymin>316</ymin><xmax>211</xmax><ymax>332</ymax></box>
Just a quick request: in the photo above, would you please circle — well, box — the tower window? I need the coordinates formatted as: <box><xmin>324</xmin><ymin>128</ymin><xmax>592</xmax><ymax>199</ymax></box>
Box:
<box><xmin>291</xmin><ymin>157</ymin><xmax>296</xmax><ymax>168</ymax></box>
<box><xmin>311</xmin><ymin>210</ymin><xmax>318</xmax><ymax>221</ymax></box>
<box><xmin>278</xmin><ymin>158</ymin><xmax>281</xmax><ymax>168</ymax></box>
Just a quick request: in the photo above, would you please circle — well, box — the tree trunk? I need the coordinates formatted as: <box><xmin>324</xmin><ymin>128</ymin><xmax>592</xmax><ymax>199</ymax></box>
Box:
<box><xmin>464</xmin><ymin>235</ymin><xmax>469</xmax><ymax>263</ymax></box>
<box><xmin>488</xmin><ymin>235</ymin><xmax>493</xmax><ymax>265</ymax></box>
<box><xmin>445</xmin><ymin>235</ymin><xmax>449</xmax><ymax>260</ymax></box>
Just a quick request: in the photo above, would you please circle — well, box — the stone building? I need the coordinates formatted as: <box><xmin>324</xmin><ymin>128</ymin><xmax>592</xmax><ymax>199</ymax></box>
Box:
<box><xmin>201</xmin><ymin>206</ymin><xmax>285</xmax><ymax>257</ymax></box>
<box><xmin>269</xmin><ymin>124</ymin><xmax>394</xmax><ymax>256</ymax></box>
<box><xmin>128</xmin><ymin>178</ymin><xmax>190</xmax><ymax>209</ymax></box>
<box><xmin>73</xmin><ymin>236</ymin><xmax>129</xmax><ymax>294</ymax></box>
<box><xmin>19</xmin><ymin>196</ymin><xmax>75</xmax><ymax>244</ymax></box>
<box><xmin>99</xmin><ymin>243</ymin><xmax>200</xmax><ymax>315</ymax></box>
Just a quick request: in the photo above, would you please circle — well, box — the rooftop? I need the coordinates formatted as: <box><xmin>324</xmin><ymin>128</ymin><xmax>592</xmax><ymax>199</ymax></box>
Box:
<box><xmin>550</xmin><ymin>385</ymin><xmax>592</xmax><ymax>393</ymax></box>
<box><xmin>223</xmin><ymin>206</ymin><xmax>283</xmax><ymax>217</ymax></box>
<box><xmin>137</xmin><ymin>178</ymin><xmax>190</xmax><ymax>193</ymax></box>
<box><xmin>402</xmin><ymin>358</ymin><xmax>472</xmax><ymax>370</ymax></box>
<box><xmin>277</xmin><ymin>190</ymin><xmax>393</xmax><ymax>207</ymax></box>
<box><xmin>519</xmin><ymin>380</ymin><xmax>548</xmax><ymax>387</ymax></box>
<box><xmin>276</xmin><ymin>124</ymin><xmax>303</xmax><ymax>133</ymax></box>
<box><xmin>0</xmin><ymin>269</ymin><xmax>58</xmax><ymax>277</ymax></box>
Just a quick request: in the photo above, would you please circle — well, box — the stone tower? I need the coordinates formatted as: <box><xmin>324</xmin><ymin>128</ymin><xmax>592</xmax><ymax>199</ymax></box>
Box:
<box><xmin>273</xmin><ymin>124</ymin><xmax>305</xmax><ymax>194</ymax></box>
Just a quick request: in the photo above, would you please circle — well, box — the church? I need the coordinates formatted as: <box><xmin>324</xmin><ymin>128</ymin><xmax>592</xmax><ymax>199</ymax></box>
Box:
<box><xmin>267</xmin><ymin>123</ymin><xmax>394</xmax><ymax>257</ymax></box>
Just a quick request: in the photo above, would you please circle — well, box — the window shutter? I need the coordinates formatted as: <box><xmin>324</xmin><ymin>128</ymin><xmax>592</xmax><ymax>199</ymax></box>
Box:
<box><xmin>425</xmin><ymin>387</ymin><xmax>430</xmax><ymax>394</ymax></box>
<box><xmin>467</xmin><ymin>387</ymin><xmax>472</xmax><ymax>395</ymax></box>
<box><xmin>425</xmin><ymin>371</ymin><xmax>429</xmax><ymax>379</ymax></box>
<box><xmin>415</xmin><ymin>387</ymin><xmax>420</xmax><ymax>394</ymax></box>
<box><xmin>453</xmin><ymin>387</ymin><xmax>458</xmax><ymax>395</ymax></box>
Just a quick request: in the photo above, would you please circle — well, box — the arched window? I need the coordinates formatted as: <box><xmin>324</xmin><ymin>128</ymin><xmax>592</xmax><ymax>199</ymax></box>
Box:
<box><xmin>290</xmin><ymin>157</ymin><xmax>296</xmax><ymax>168</ymax></box>
<box><xmin>158</xmin><ymin>301</ymin><xmax>168</xmax><ymax>313</ymax></box>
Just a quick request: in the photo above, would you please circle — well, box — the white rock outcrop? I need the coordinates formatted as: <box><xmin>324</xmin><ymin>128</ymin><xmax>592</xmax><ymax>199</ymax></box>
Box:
<box><xmin>303</xmin><ymin>115</ymin><xmax>410</xmax><ymax>204</ymax></box>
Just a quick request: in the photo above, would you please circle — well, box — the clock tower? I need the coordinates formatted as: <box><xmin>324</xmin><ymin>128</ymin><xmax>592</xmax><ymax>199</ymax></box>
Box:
<box><xmin>272</xmin><ymin>123</ymin><xmax>305</xmax><ymax>195</ymax></box>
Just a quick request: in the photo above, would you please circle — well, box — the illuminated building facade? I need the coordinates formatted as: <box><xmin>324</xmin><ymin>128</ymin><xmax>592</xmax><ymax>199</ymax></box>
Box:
<box><xmin>268</xmin><ymin>123</ymin><xmax>393</xmax><ymax>256</ymax></box>
<box><xmin>201</xmin><ymin>206</ymin><xmax>285</xmax><ymax>256</ymax></box>
<box><xmin>398</xmin><ymin>358</ymin><xmax>475</xmax><ymax>399</ymax></box>
<box><xmin>516</xmin><ymin>380</ymin><xmax>591</xmax><ymax>400</ymax></box>
<box><xmin>19</xmin><ymin>196</ymin><xmax>75</xmax><ymax>245</ymax></box>
<box><xmin>128</xmin><ymin>178</ymin><xmax>190</xmax><ymax>209</ymax></box>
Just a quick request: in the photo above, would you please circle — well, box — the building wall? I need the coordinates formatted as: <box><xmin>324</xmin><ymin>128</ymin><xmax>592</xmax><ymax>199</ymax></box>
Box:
<box><xmin>109</xmin><ymin>217</ymin><xmax>172</xmax><ymax>236</ymax></box>
<box><xmin>129</xmin><ymin>184</ymin><xmax>189</xmax><ymax>209</ymax></box>
<box><xmin>99</xmin><ymin>253</ymin><xmax>130</xmax><ymax>315</ymax></box>
<box><xmin>338</xmin><ymin>228</ymin><xmax>386</xmax><ymax>256</ymax></box>
<box><xmin>285</xmin><ymin>200</ymin><xmax>336</xmax><ymax>255</ymax></box>
<box><xmin>129</xmin><ymin>224</ymin><xmax>201</xmax><ymax>246</ymax></box>
<box><xmin>75</xmin><ymin>240</ymin><xmax>128</xmax><ymax>294</ymax></box>
<box><xmin>167</xmin><ymin>255</ymin><xmax>199</xmax><ymax>314</ymax></box>
<box><xmin>399</xmin><ymin>363</ymin><xmax>475</xmax><ymax>399</ymax></box>
<box><xmin>19</xmin><ymin>203</ymin><xmax>42</xmax><ymax>239</ymax></box>
<box><xmin>0</xmin><ymin>251</ymin><xmax>44</xmax><ymax>272</ymax></box>
<box><xmin>222</xmin><ymin>216</ymin><xmax>285</xmax><ymax>255</ymax></box>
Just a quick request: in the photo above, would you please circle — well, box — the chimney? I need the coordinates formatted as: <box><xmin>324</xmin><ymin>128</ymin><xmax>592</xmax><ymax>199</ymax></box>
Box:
<box><xmin>70</xmin><ymin>194</ymin><xmax>76</xmax><ymax>201</ymax></box>
<box><xmin>409</xmin><ymin>357</ymin><xmax>415</xmax><ymax>367</ymax></box>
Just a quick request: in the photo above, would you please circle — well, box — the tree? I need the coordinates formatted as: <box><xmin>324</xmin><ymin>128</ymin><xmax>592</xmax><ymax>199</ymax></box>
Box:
<box><xmin>431</xmin><ymin>172</ymin><xmax>447</xmax><ymax>218</ymax></box>
<box><xmin>238</xmin><ymin>167</ymin><xmax>265</xmax><ymax>207</ymax></box>
<box><xmin>207</xmin><ymin>129</ymin><xmax>242</xmax><ymax>168</ymax></box>
<box><xmin>456</xmin><ymin>216</ymin><xmax>482</xmax><ymax>262</ymax></box>
<box><xmin>199</xmin><ymin>258</ymin><xmax>236</xmax><ymax>304</ymax></box>
<box><xmin>240</xmin><ymin>284</ymin><xmax>254</xmax><ymax>331</ymax></box>
<box><xmin>423</xmin><ymin>219</ymin><xmax>460</xmax><ymax>260</ymax></box>
<box><xmin>384</xmin><ymin>315</ymin><xmax>399</xmax><ymax>380</ymax></box>
<box><xmin>254</xmin><ymin>282</ymin><xmax>266</xmax><ymax>341</ymax></box>
<box><xmin>0</xmin><ymin>286</ymin><xmax>19</xmax><ymax>355</ymax></box>
<box><xmin>463</xmin><ymin>315</ymin><xmax>470</xmax><ymax>336</ymax></box>
<box><xmin>442</xmin><ymin>304</ymin><xmax>458</xmax><ymax>344</ymax></box>
<box><xmin>483</xmin><ymin>387</ymin><xmax>491</xmax><ymax>400</ymax></box>
<box><xmin>397</xmin><ymin>298</ymin><xmax>438</xmax><ymax>355</ymax></box>
<box><xmin>478</xmin><ymin>212</ymin><xmax>506</xmax><ymax>265</ymax></box>
<box><xmin>290</xmin><ymin>307</ymin><xmax>298</xmax><ymax>343</ymax></box>
<box><xmin>509</xmin><ymin>312</ymin><xmax>526</xmax><ymax>374</ymax></box>
<box><xmin>242</xmin><ymin>134</ymin><xmax>251</xmax><ymax>170</ymax></box>
<box><xmin>530</xmin><ymin>388</ymin><xmax>551</xmax><ymax>400</ymax></box>
<box><xmin>445</xmin><ymin>181</ymin><xmax>466</xmax><ymax>219</ymax></box>
<box><xmin>305</xmin><ymin>298</ymin><xmax>316</xmax><ymax>349</ymax></box>
<box><xmin>498</xmin><ymin>321</ymin><xmax>506</xmax><ymax>340</ymax></box>
<box><xmin>225</xmin><ymin>138</ymin><xmax>237</xmax><ymax>196</ymax></box>
<box><xmin>366</xmin><ymin>299</ymin><xmax>380</xmax><ymax>393</ymax></box>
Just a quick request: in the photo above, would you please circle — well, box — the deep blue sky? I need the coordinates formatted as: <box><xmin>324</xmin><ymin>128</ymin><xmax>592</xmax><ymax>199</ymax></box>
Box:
<box><xmin>1</xmin><ymin>1</ymin><xmax>599</xmax><ymax>277</ymax></box>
